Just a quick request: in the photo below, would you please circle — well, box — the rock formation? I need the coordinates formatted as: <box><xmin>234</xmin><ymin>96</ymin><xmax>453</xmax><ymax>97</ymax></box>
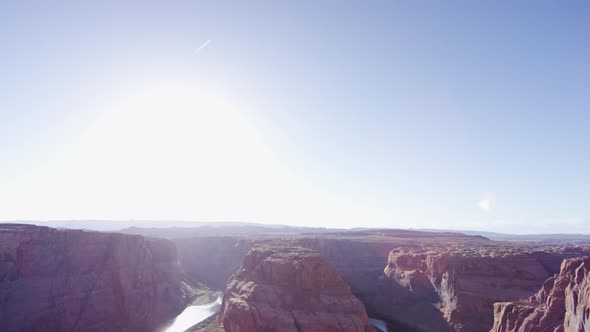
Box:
<box><xmin>219</xmin><ymin>244</ymin><xmax>374</xmax><ymax>332</ymax></box>
<box><xmin>293</xmin><ymin>231</ymin><xmax>567</xmax><ymax>331</ymax></box>
<box><xmin>117</xmin><ymin>227</ymin><xmax>590</xmax><ymax>332</ymax></box>
<box><xmin>376</xmin><ymin>246</ymin><xmax>590</xmax><ymax>332</ymax></box>
<box><xmin>491</xmin><ymin>256</ymin><xmax>590</xmax><ymax>332</ymax></box>
<box><xmin>0</xmin><ymin>224</ymin><xmax>195</xmax><ymax>332</ymax></box>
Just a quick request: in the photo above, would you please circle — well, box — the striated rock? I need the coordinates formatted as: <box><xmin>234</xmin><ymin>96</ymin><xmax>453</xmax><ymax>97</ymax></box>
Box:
<box><xmin>219</xmin><ymin>245</ymin><xmax>374</xmax><ymax>332</ymax></box>
<box><xmin>491</xmin><ymin>256</ymin><xmax>590</xmax><ymax>332</ymax></box>
<box><xmin>0</xmin><ymin>224</ymin><xmax>195</xmax><ymax>332</ymax></box>
<box><xmin>376</xmin><ymin>245</ymin><xmax>590</xmax><ymax>332</ymax></box>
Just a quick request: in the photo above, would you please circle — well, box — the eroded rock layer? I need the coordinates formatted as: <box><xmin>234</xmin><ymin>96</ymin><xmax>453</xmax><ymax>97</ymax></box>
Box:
<box><xmin>377</xmin><ymin>247</ymin><xmax>590</xmax><ymax>331</ymax></box>
<box><xmin>219</xmin><ymin>245</ymin><xmax>374</xmax><ymax>332</ymax></box>
<box><xmin>491</xmin><ymin>256</ymin><xmax>590</xmax><ymax>332</ymax></box>
<box><xmin>0</xmin><ymin>224</ymin><xmax>195</xmax><ymax>332</ymax></box>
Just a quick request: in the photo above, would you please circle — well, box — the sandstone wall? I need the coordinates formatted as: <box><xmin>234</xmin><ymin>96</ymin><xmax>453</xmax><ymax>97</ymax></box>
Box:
<box><xmin>0</xmin><ymin>224</ymin><xmax>195</xmax><ymax>332</ymax></box>
<box><xmin>491</xmin><ymin>256</ymin><xmax>590</xmax><ymax>332</ymax></box>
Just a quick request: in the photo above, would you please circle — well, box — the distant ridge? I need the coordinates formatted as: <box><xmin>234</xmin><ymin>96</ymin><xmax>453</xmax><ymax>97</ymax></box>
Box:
<box><xmin>416</xmin><ymin>228</ymin><xmax>590</xmax><ymax>241</ymax></box>
<box><xmin>2</xmin><ymin>220</ymin><xmax>590</xmax><ymax>242</ymax></box>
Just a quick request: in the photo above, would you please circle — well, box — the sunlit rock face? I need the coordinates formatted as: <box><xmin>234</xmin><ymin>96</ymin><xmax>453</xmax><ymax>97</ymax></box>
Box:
<box><xmin>491</xmin><ymin>256</ymin><xmax>590</xmax><ymax>332</ymax></box>
<box><xmin>376</xmin><ymin>246</ymin><xmax>590</xmax><ymax>332</ymax></box>
<box><xmin>0</xmin><ymin>224</ymin><xmax>195</xmax><ymax>332</ymax></box>
<box><xmin>219</xmin><ymin>245</ymin><xmax>374</xmax><ymax>332</ymax></box>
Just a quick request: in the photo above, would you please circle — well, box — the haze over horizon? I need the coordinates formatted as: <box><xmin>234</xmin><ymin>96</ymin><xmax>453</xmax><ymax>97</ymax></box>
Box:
<box><xmin>1</xmin><ymin>1</ymin><xmax>589</xmax><ymax>234</ymax></box>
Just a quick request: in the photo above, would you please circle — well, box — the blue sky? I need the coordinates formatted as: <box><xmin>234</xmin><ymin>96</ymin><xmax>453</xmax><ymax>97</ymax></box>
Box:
<box><xmin>1</xmin><ymin>1</ymin><xmax>589</xmax><ymax>233</ymax></box>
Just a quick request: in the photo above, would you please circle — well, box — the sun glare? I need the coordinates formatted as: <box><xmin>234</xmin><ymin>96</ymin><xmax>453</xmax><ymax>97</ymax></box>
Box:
<box><xmin>18</xmin><ymin>81</ymin><xmax>305</xmax><ymax>221</ymax></box>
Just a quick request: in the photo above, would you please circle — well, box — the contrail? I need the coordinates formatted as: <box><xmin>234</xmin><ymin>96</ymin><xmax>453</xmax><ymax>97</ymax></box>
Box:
<box><xmin>192</xmin><ymin>40</ymin><xmax>211</xmax><ymax>56</ymax></box>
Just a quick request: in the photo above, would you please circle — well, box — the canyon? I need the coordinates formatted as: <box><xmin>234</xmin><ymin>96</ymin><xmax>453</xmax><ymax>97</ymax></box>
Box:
<box><xmin>3</xmin><ymin>223</ymin><xmax>590</xmax><ymax>332</ymax></box>
<box><xmin>156</xmin><ymin>229</ymin><xmax>590</xmax><ymax>332</ymax></box>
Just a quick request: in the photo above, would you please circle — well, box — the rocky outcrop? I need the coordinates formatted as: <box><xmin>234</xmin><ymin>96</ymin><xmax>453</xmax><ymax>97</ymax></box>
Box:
<box><xmin>375</xmin><ymin>246</ymin><xmax>590</xmax><ymax>332</ymax></box>
<box><xmin>491</xmin><ymin>256</ymin><xmax>590</xmax><ymax>332</ymax></box>
<box><xmin>0</xmin><ymin>224</ymin><xmax>195</xmax><ymax>332</ymax></box>
<box><xmin>219</xmin><ymin>245</ymin><xmax>374</xmax><ymax>332</ymax></box>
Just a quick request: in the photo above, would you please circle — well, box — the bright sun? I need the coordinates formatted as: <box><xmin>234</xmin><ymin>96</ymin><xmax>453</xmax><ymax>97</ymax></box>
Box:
<box><xmin>6</xmin><ymin>80</ymin><xmax>380</xmax><ymax>227</ymax></box>
<box><xmin>25</xmin><ymin>81</ymin><xmax>303</xmax><ymax>221</ymax></box>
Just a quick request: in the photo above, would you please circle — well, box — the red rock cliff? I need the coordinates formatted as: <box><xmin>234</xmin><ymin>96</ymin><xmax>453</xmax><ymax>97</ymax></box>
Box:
<box><xmin>161</xmin><ymin>230</ymin><xmax>590</xmax><ymax>332</ymax></box>
<box><xmin>219</xmin><ymin>244</ymin><xmax>374</xmax><ymax>332</ymax></box>
<box><xmin>0</xmin><ymin>224</ymin><xmax>195</xmax><ymax>332</ymax></box>
<box><xmin>491</xmin><ymin>256</ymin><xmax>590</xmax><ymax>332</ymax></box>
<box><xmin>377</xmin><ymin>247</ymin><xmax>590</xmax><ymax>332</ymax></box>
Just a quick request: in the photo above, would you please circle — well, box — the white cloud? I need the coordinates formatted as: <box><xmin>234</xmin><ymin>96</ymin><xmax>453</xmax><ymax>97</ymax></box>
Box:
<box><xmin>478</xmin><ymin>192</ymin><xmax>496</xmax><ymax>212</ymax></box>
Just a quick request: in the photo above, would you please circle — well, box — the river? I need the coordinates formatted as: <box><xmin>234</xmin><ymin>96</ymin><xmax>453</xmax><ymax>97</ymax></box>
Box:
<box><xmin>163</xmin><ymin>296</ymin><xmax>222</xmax><ymax>332</ymax></box>
<box><xmin>163</xmin><ymin>295</ymin><xmax>387</xmax><ymax>332</ymax></box>
<box><xmin>369</xmin><ymin>318</ymin><xmax>389</xmax><ymax>332</ymax></box>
